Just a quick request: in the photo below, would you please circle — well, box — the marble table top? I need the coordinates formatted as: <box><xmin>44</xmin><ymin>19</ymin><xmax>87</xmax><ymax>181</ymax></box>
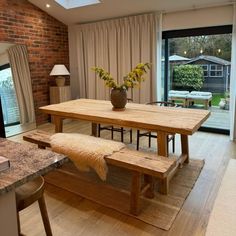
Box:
<box><xmin>0</xmin><ymin>138</ymin><xmax>68</xmax><ymax>195</ymax></box>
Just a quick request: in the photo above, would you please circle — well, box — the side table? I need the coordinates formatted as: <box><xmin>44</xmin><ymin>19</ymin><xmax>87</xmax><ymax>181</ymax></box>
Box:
<box><xmin>49</xmin><ymin>86</ymin><xmax>71</xmax><ymax>123</ymax></box>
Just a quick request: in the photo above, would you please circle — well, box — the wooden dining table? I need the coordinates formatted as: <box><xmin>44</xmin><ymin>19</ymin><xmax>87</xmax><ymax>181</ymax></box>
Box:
<box><xmin>40</xmin><ymin>99</ymin><xmax>210</xmax><ymax>163</ymax></box>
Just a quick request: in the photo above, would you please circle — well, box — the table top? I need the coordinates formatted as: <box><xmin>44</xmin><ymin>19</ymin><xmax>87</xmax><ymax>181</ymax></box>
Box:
<box><xmin>40</xmin><ymin>99</ymin><xmax>210</xmax><ymax>135</ymax></box>
<box><xmin>0</xmin><ymin>138</ymin><xmax>68</xmax><ymax>195</ymax></box>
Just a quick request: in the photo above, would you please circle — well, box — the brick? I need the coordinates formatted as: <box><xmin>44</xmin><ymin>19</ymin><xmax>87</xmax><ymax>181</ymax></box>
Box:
<box><xmin>0</xmin><ymin>0</ymin><xmax>69</xmax><ymax>125</ymax></box>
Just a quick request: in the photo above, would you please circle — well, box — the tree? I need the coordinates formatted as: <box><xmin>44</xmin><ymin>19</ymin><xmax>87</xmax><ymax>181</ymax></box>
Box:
<box><xmin>173</xmin><ymin>65</ymin><xmax>204</xmax><ymax>91</ymax></box>
<box><xmin>170</xmin><ymin>34</ymin><xmax>232</xmax><ymax>61</ymax></box>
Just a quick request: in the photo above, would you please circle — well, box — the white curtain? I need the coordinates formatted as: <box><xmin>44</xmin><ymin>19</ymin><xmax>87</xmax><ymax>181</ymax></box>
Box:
<box><xmin>69</xmin><ymin>13</ymin><xmax>162</xmax><ymax>103</ymax></box>
<box><xmin>7</xmin><ymin>45</ymin><xmax>35</xmax><ymax>124</ymax></box>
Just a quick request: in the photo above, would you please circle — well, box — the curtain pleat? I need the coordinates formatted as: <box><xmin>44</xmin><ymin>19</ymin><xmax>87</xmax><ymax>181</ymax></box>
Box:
<box><xmin>70</xmin><ymin>13</ymin><xmax>162</xmax><ymax>104</ymax></box>
<box><xmin>7</xmin><ymin>45</ymin><xmax>35</xmax><ymax>124</ymax></box>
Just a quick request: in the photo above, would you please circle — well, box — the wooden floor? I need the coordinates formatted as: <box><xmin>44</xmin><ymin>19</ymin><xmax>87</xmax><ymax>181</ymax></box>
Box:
<box><xmin>9</xmin><ymin>120</ymin><xmax>236</xmax><ymax>236</ymax></box>
<box><xmin>5</xmin><ymin>122</ymin><xmax>36</xmax><ymax>137</ymax></box>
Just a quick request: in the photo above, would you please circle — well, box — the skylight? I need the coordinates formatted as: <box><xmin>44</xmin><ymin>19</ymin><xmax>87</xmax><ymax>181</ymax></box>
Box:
<box><xmin>55</xmin><ymin>0</ymin><xmax>100</xmax><ymax>9</ymax></box>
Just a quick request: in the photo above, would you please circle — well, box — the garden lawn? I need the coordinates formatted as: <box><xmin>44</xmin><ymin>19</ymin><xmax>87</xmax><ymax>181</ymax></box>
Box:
<box><xmin>173</xmin><ymin>93</ymin><xmax>224</xmax><ymax>107</ymax></box>
<box><xmin>212</xmin><ymin>93</ymin><xmax>224</xmax><ymax>106</ymax></box>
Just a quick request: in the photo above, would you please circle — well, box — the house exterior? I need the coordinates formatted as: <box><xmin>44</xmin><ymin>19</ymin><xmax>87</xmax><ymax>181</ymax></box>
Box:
<box><xmin>184</xmin><ymin>55</ymin><xmax>231</xmax><ymax>93</ymax></box>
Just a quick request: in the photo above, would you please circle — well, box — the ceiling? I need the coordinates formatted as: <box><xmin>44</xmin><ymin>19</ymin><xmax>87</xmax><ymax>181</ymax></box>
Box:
<box><xmin>28</xmin><ymin>0</ymin><xmax>233</xmax><ymax>25</ymax></box>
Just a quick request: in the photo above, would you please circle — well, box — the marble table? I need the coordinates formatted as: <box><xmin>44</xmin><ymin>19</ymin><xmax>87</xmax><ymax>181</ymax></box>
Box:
<box><xmin>0</xmin><ymin>138</ymin><xmax>68</xmax><ymax>236</ymax></box>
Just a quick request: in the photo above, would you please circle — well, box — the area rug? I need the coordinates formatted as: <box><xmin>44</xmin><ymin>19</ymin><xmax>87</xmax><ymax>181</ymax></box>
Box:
<box><xmin>45</xmin><ymin>158</ymin><xmax>204</xmax><ymax>231</ymax></box>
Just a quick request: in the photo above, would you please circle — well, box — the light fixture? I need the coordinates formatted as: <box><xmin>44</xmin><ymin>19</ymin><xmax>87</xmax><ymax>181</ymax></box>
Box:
<box><xmin>218</xmin><ymin>49</ymin><xmax>221</xmax><ymax>53</ymax></box>
<box><xmin>46</xmin><ymin>4</ymin><xmax>51</xmax><ymax>8</ymax></box>
<box><xmin>200</xmin><ymin>49</ymin><xmax>203</xmax><ymax>54</ymax></box>
<box><xmin>184</xmin><ymin>51</ymin><xmax>187</xmax><ymax>55</ymax></box>
<box><xmin>50</xmin><ymin>64</ymin><xmax>70</xmax><ymax>87</ymax></box>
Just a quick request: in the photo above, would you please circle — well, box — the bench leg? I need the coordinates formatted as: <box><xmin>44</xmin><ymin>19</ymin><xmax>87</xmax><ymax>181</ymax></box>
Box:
<box><xmin>130</xmin><ymin>171</ymin><xmax>141</xmax><ymax>215</ymax></box>
<box><xmin>183</xmin><ymin>99</ymin><xmax>187</xmax><ymax>108</ymax></box>
<box><xmin>159</xmin><ymin>177</ymin><xmax>169</xmax><ymax>194</ymax></box>
<box><xmin>143</xmin><ymin>174</ymin><xmax>155</xmax><ymax>198</ymax></box>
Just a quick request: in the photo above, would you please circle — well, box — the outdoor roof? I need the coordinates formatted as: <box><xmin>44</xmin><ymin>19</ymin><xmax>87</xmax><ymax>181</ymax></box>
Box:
<box><xmin>169</xmin><ymin>54</ymin><xmax>190</xmax><ymax>61</ymax></box>
<box><xmin>185</xmin><ymin>55</ymin><xmax>231</xmax><ymax>65</ymax></box>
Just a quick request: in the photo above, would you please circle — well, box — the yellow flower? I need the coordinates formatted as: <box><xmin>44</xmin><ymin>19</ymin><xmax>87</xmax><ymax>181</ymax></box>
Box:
<box><xmin>92</xmin><ymin>62</ymin><xmax>151</xmax><ymax>90</ymax></box>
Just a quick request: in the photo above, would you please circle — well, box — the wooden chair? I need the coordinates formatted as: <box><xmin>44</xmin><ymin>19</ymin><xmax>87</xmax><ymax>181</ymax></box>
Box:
<box><xmin>136</xmin><ymin>101</ymin><xmax>176</xmax><ymax>153</ymax></box>
<box><xmin>16</xmin><ymin>176</ymin><xmax>52</xmax><ymax>236</ymax></box>
<box><xmin>98</xmin><ymin>98</ymin><xmax>133</xmax><ymax>143</ymax></box>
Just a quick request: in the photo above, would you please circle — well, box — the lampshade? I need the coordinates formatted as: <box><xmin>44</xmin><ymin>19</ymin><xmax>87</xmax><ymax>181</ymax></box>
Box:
<box><xmin>50</xmin><ymin>64</ymin><xmax>70</xmax><ymax>76</ymax></box>
<box><xmin>50</xmin><ymin>64</ymin><xmax>70</xmax><ymax>87</ymax></box>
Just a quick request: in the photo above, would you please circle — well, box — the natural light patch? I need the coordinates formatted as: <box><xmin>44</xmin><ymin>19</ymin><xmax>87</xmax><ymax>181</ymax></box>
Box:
<box><xmin>55</xmin><ymin>0</ymin><xmax>100</xmax><ymax>9</ymax></box>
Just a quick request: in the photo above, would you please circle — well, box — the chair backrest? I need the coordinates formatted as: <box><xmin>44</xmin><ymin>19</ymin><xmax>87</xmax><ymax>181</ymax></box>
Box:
<box><xmin>146</xmin><ymin>101</ymin><xmax>176</xmax><ymax>107</ymax></box>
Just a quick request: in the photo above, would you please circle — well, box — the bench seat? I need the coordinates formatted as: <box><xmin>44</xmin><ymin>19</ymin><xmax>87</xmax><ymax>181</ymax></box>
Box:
<box><xmin>168</xmin><ymin>90</ymin><xmax>190</xmax><ymax>107</ymax></box>
<box><xmin>187</xmin><ymin>91</ymin><xmax>212</xmax><ymax>109</ymax></box>
<box><xmin>168</xmin><ymin>90</ymin><xmax>212</xmax><ymax>109</ymax></box>
<box><xmin>23</xmin><ymin>130</ymin><xmax>177</xmax><ymax>215</ymax></box>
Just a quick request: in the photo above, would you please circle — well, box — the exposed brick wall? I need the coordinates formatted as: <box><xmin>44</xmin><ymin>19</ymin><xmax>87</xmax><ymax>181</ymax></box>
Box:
<box><xmin>0</xmin><ymin>0</ymin><xmax>69</xmax><ymax>124</ymax></box>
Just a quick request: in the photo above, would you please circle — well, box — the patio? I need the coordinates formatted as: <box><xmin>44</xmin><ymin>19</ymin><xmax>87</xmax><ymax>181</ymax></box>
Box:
<box><xmin>188</xmin><ymin>105</ymin><xmax>230</xmax><ymax>130</ymax></box>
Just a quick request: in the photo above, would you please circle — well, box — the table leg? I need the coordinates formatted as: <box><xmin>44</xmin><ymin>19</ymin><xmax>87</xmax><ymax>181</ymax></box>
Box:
<box><xmin>53</xmin><ymin>116</ymin><xmax>63</xmax><ymax>133</ymax></box>
<box><xmin>181</xmin><ymin>134</ymin><xmax>189</xmax><ymax>164</ymax></box>
<box><xmin>91</xmin><ymin>123</ymin><xmax>98</xmax><ymax>136</ymax></box>
<box><xmin>157</xmin><ymin>131</ymin><xmax>168</xmax><ymax>157</ymax></box>
<box><xmin>156</xmin><ymin>131</ymin><xmax>169</xmax><ymax>194</ymax></box>
<box><xmin>159</xmin><ymin>177</ymin><xmax>169</xmax><ymax>194</ymax></box>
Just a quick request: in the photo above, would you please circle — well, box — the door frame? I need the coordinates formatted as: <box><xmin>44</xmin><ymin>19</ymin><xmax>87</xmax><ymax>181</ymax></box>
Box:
<box><xmin>162</xmin><ymin>25</ymin><xmax>232</xmax><ymax>134</ymax></box>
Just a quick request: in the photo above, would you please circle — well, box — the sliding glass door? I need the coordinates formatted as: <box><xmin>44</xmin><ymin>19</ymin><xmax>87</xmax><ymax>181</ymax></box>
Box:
<box><xmin>162</xmin><ymin>26</ymin><xmax>232</xmax><ymax>133</ymax></box>
<box><xmin>0</xmin><ymin>63</ymin><xmax>20</xmax><ymax>137</ymax></box>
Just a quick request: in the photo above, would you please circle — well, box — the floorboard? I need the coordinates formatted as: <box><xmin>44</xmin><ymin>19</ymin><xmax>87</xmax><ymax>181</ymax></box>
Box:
<box><xmin>9</xmin><ymin>120</ymin><xmax>236</xmax><ymax>236</ymax></box>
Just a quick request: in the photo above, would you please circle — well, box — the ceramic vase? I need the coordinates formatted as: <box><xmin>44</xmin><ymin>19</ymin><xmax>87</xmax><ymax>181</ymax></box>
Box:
<box><xmin>110</xmin><ymin>88</ymin><xmax>127</xmax><ymax>110</ymax></box>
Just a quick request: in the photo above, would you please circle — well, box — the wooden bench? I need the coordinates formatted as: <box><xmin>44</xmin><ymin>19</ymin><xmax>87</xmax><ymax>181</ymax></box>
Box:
<box><xmin>186</xmin><ymin>91</ymin><xmax>212</xmax><ymax>110</ymax></box>
<box><xmin>23</xmin><ymin>130</ymin><xmax>177</xmax><ymax>215</ymax></box>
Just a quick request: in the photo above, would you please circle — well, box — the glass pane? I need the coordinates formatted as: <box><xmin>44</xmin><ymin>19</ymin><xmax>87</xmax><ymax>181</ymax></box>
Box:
<box><xmin>164</xmin><ymin>33</ymin><xmax>232</xmax><ymax>131</ymax></box>
<box><xmin>0</xmin><ymin>67</ymin><xmax>20</xmax><ymax>125</ymax></box>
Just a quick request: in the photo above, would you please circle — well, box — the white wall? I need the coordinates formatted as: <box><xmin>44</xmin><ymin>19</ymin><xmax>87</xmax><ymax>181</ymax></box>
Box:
<box><xmin>163</xmin><ymin>5</ymin><xmax>233</xmax><ymax>31</ymax></box>
<box><xmin>69</xmin><ymin>5</ymin><xmax>234</xmax><ymax>99</ymax></box>
<box><xmin>0</xmin><ymin>52</ymin><xmax>9</xmax><ymax>66</ymax></box>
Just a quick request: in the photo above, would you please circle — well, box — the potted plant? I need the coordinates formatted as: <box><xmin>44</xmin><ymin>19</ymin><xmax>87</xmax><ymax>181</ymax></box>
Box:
<box><xmin>92</xmin><ymin>62</ymin><xmax>150</xmax><ymax>110</ymax></box>
<box><xmin>224</xmin><ymin>91</ymin><xmax>230</xmax><ymax>110</ymax></box>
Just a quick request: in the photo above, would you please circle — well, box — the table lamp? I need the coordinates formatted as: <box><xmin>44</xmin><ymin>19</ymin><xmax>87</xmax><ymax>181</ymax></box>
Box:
<box><xmin>50</xmin><ymin>64</ymin><xmax>70</xmax><ymax>87</ymax></box>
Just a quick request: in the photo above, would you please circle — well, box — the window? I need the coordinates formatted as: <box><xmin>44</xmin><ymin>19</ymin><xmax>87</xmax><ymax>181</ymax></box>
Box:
<box><xmin>162</xmin><ymin>25</ymin><xmax>232</xmax><ymax>133</ymax></box>
<box><xmin>210</xmin><ymin>64</ymin><xmax>223</xmax><ymax>77</ymax></box>
<box><xmin>200</xmin><ymin>65</ymin><xmax>208</xmax><ymax>77</ymax></box>
<box><xmin>0</xmin><ymin>64</ymin><xmax>20</xmax><ymax>125</ymax></box>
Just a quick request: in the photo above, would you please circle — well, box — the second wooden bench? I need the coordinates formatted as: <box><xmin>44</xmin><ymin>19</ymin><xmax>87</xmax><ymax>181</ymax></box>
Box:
<box><xmin>23</xmin><ymin>130</ymin><xmax>177</xmax><ymax>215</ymax></box>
